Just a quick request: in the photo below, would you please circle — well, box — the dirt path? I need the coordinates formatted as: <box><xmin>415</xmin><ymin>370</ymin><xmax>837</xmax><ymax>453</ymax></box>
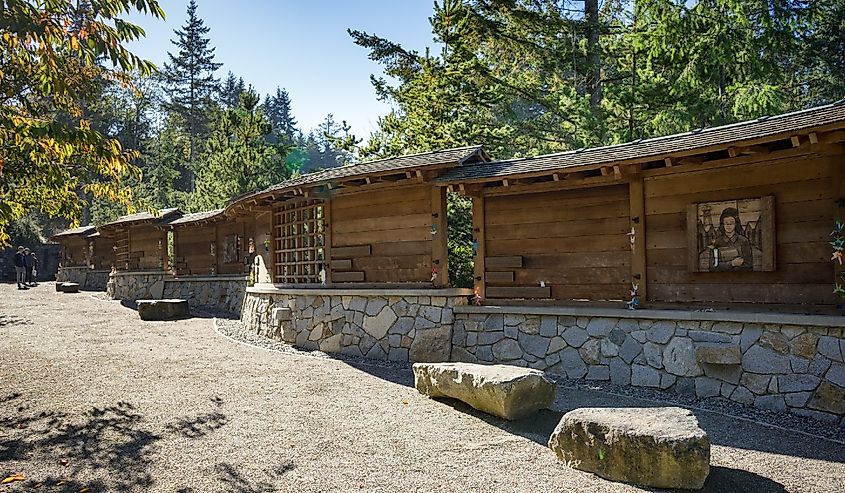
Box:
<box><xmin>0</xmin><ymin>283</ymin><xmax>843</xmax><ymax>492</ymax></box>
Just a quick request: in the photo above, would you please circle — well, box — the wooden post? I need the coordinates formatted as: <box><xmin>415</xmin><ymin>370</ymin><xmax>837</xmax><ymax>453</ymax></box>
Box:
<box><xmin>431</xmin><ymin>186</ymin><xmax>449</xmax><ymax>287</ymax></box>
<box><xmin>323</xmin><ymin>199</ymin><xmax>333</xmax><ymax>286</ymax></box>
<box><xmin>629</xmin><ymin>175</ymin><xmax>647</xmax><ymax>301</ymax></box>
<box><xmin>472</xmin><ymin>195</ymin><xmax>486</xmax><ymax>301</ymax></box>
<box><xmin>214</xmin><ymin>223</ymin><xmax>220</xmax><ymax>276</ymax></box>
<box><xmin>832</xmin><ymin>158</ymin><xmax>845</xmax><ymax>305</ymax></box>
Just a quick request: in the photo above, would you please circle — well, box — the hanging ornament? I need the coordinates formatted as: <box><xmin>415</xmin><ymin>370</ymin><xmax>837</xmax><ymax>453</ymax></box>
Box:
<box><xmin>472</xmin><ymin>239</ymin><xmax>478</xmax><ymax>256</ymax></box>
<box><xmin>627</xmin><ymin>226</ymin><xmax>636</xmax><ymax>251</ymax></box>
<box><xmin>431</xmin><ymin>266</ymin><xmax>438</xmax><ymax>283</ymax></box>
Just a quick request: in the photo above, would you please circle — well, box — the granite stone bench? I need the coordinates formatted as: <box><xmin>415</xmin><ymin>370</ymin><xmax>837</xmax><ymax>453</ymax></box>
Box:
<box><xmin>413</xmin><ymin>362</ymin><xmax>555</xmax><ymax>420</ymax></box>
<box><xmin>137</xmin><ymin>299</ymin><xmax>190</xmax><ymax>321</ymax></box>
<box><xmin>58</xmin><ymin>282</ymin><xmax>79</xmax><ymax>293</ymax></box>
<box><xmin>548</xmin><ymin>407</ymin><xmax>710</xmax><ymax>490</ymax></box>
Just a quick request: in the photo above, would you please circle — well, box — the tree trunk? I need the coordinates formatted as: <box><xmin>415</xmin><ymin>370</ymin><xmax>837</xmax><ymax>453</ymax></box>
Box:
<box><xmin>585</xmin><ymin>0</ymin><xmax>602</xmax><ymax>114</ymax></box>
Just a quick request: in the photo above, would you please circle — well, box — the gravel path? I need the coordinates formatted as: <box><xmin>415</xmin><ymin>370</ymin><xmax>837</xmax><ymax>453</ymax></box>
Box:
<box><xmin>1</xmin><ymin>283</ymin><xmax>844</xmax><ymax>492</ymax></box>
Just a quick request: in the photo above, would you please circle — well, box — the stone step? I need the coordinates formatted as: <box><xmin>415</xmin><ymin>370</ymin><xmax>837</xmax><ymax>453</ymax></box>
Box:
<box><xmin>413</xmin><ymin>362</ymin><xmax>555</xmax><ymax>420</ymax></box>
<box><xmin>548</xmin><ymin>407</ymin><xmax>710</xmax><ymax>490</ymax></box>
<box><xmin>59</xmin><ymin>282</ymin><xmax>80</xmax><ymax>293</ymax></box>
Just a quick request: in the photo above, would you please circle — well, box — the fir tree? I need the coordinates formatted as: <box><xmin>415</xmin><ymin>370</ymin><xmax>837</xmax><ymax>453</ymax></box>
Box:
<box><xmin>220</xmin><ymin>71</ymin><xmax>246</xmax><ymax>109</ymax></box>
<box><xmin>161</xmin><ymin>0</ymin><xmax>222</xmax><ymax>190</ymax></box>
<box><xmin>263</xmin><ymin>87</ymin><xmax>298</xmax><ymax>144</ymax></box>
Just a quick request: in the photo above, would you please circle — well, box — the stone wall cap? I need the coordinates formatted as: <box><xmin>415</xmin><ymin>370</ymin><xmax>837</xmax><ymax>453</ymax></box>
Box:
<box><xmin>170</xmin><ymin>275</ymin><xmax>248</xmax><ymax>282</ymax></box>
<box><xmin>247</xmin><ymin>284</ymin><xmax>473</xmax><ymax>297</ymax></box>
<box><xmin>454</xmin><ymin>305</ymin><xmax>845</xmax><ymax>328</ymax></box>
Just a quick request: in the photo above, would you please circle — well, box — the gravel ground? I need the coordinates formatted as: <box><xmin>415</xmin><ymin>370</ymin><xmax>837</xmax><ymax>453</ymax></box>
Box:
<box><xmin>1</xmin><ymin>283</ymin><xmax>844</xmax><ymax>492</ymax></box>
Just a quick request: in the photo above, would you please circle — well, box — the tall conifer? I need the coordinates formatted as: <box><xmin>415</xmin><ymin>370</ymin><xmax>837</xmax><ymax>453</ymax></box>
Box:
<box><xmin>162</xmin><ymin>0</ymin><xmax>222</xmax><ymax>191</ymax></box>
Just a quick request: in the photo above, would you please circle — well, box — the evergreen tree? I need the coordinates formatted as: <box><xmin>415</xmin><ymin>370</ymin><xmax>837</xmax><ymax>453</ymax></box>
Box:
<box><xmin>220</xmin><ymin>71</ymin><xmax>246</xmax><ymax>109</ymax></box>
<box><xmin>161</xmin><ymin>0</ymin><xmax>222</xmax><ymax>190</ymax></box>
<box><xmin>263</xmin><ymin>87</ymin><xmax>298</xmax><ymax>144</ymax></box>
<box><xmin>192</xmin><ymin>89</ymin><xmax>291</xmax><ymax>210</ymax></box>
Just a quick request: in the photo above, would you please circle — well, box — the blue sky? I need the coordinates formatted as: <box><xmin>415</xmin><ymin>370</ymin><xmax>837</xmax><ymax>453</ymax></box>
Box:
<box><xmin>126</xmin><ymin>0</ymin><xmax>440</xmax><ymax>139</ymax></box>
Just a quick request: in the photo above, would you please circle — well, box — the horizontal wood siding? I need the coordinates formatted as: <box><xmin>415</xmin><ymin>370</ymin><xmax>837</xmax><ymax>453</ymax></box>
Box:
<box><xmin>62</xmin><ymin>238</ymin><xmax>89</xmax><ymax>267</ymax></box>
<box><xmin>644</xmin><ymin>151</ymin><xmax>838</xmax><ymax>305</ymax></box>
<box><xmin>175</xmin><ymin>225</ymin><xmax>216</xmax><ymax>276</ymax></box>
<box><xmin>485</xmin><ymin>184</ymin><xmax>631</xmax><ymax>301</ymax></box>
<box><xmin>91</xmin><ymin>237</ymin><xmax>115</xmax><ymax>270</ymax></box>
<box><xmin>331</xmin><ymin>184</ymin><xmax>433</xmax><ymax>283</ymax></box>
<box><xmin>127</xmin><ymin>225</ymin><xmax>164</xmax><ymax>271</ymax></box>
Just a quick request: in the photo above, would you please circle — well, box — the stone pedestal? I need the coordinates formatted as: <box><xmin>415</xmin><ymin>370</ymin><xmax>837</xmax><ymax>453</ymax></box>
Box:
<box><xmin>137</xmin><ymin>299</ymin><xmax>190</xmax><ymax>321</ymax></box>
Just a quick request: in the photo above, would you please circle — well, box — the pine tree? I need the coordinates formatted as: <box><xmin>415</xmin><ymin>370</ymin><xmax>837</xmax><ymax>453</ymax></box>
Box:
<box><xmin>220</xmin><ymin>71</ymin><xmax>246</xmax><ymax>109</ymax></box>
<box><xmin>161</xmin><ymin>0</ymin><xmax>222</xmax><ymax>191</ymax></box>
<box><xmin>263</xmin><ymin>87</ymin><xmax>298</xmax><ymax>144</ymax></box>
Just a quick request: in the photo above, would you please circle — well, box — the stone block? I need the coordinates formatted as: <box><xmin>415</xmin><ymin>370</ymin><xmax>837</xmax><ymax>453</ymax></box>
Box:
<box><xmin>492</xmin><ymin>338</ymin><xmax>522</xmax><ymax>361</ymax></box>
<box><xmin>660</xmin><ymin>373</ymin><xmax>676</xmax><ymax>390</ymax></box>
<box><xmin>694</xmin><ymin>377</ymin><xmax>721</xmax><ymax>398</ymax></box>
<box><xmin>808</xmin><ymin>354</ymin><xmax>832</xmax><ymax>377</ymax></box>
<box><xmin>619</xmin><ymin>336</ymin><xmax>643</xmax><ymax>364</ymax></box>
<box><xmin>600</xmin><ymin>339</ymin><xmax>619</xmax><ymax>357</ymax></box>
<box><xmin>818</xmin><ymin>336</ymin><xmax>843</xmax><ymax>362</ymax></box>
<box><xmin>643</xmin><ymin>342</ymin><xmax>663</xmax><ymax>369</ymax></box>
<box><xmin>759</xmin><ymin>332</ymin><xmax>789</xmax><ymax>355</ymax></box>
<box><xmin>789</xmin><ymin>355</ymin><xmax>811</xmax><ymax>373</ymax></box>
<box><xmin>413</xmin><ymin>362</ymin><xmax>555</xmax><ymax>420</ymax></box>
<box><xmin>548</xmin><ymin>407</ymin><xmax>710</xmax><ymax>490</ymax></box>
<box><xmin>609</xmin><ymin>328</ymin><xmax>626</xmax><ymax>346</ymax></box>
<box><xmin>362</xmin><ymin>306</ymin><xmax>397</xmax><ymax>340</ymax></box>
<box><xmin>742</xmin><ymin>345</ymin><xmax>791</xmax><ymax>374</ymax></box>
<box><xmin>271</xmin><ymin>307</ymin><xmax>291</xmax><ymax>326</ymax></box>
<box><xmin>539</xmin><ymin>316</ymin><xmax>557</xmax><ymax>337</ymax></box>
<box><xmin>586</xmin><ymin>318</ymin><xmax>617</xmax><ymax>337</ymax></box>
<box><xmin>137</xmin><ymin>299</ymin><xmax>189</xmax><ymax>321</ymax></box>
<box><xmin>631</xmin><ymin>364</ymin><xmax>660</xmax><ymax>388</ymax></box>
<box><xmin>547</xmin><ymin>337</ymin><xmax>566</xmax><ymax>354</ymax></box>
<box><xmin>410</xmin><ymin>325</ymin><xmax>451</xmax><ymax>363</ymax></box>
<box><xmin>755</xmin><ymin>395</ymin><xmax>786</xmax><ymax>412</ymax></box>
<box><xmin>559</xmin><ymin>347</ymin><xmax>587</xmax><ymax>379</ymax></box>
<box><xmin>730</xmin><ymin>386</ymin><xmax>755</xmax><ymax>405</ymax></box>
<box><xmin>609</xmin><ymin>358</ymin><xmax>630</xmax><ymax>386</ymax></box>
<box><xmin>562</xmin><ymin>326</ymin><xmax>588</xmax><ymax>348</ymax></box>
<box><xmin>59</xmin><ymin>282</ymin><xmax>80</xmax><ymax>293</ymax></box>
<box><xmin>647</xmin><ymin>321</ymin><xmax>676</xmax><ymax>344</ymax></box>
<box><xmin>784</xmin><ymin>391</ymin><xmax>812</xmax><ymax>408</ymax></box>
<box><xmin>476</xmin><ymin>345</ymin><xmax>493</xmax><ymax>362</ymax></box>
<box><xmin>504</xmin><ymin>325</ymin><xmax>518</xmax><ymax>339</ymax></box>
<box><xmin>630</xmin><ymin>330</ymin><xmax>647</xmax><ymax>343</ymax></box>
<box><xmin>695</xmin><ymin>343</ymin><xmax>741</xmax><ymax>365</ymax></box>
<box><xmin>827</xmin><ymin>362</ymin><xmax>845</xmax><ymax>387</ymax></box>
<box><xmin>740</xmin><ymin>374</ymin><xmax>771</xmax><ymax>398</ymax></box>
<box><xmin>520</xmin><ymin>317</ymin><xmax>541</xmax><ymax>335</ymax></box>
<box><xmin>518</xmin><ymin>332</ymin><xmax>549</xmax><ymax>358</ymax></box>
<box><xmin>701</xmin><ymin>363</ymin><xmax>742</xmax><ymax>385</ymax></box>
<box><xmin>586</xmin><ymin>365</ymin><xmax>609</xmax><ymax>380</ymax></box>
<box><xmin>579</xmin><ymin>339</ymin><xmax>601</xmax><ymax>365</ymax></box>
<box><xmin>740</xmin><ymin>327</ymin><xmax>763</xmax><ymax>353</ymax></box>
<box><xmin>778</xmin><ymin>374</ymin><xmax>821</xmax><ymax>393</ymax></box>
<box><xmin>809</xmin><ymin>381</ymin><xmax>845</xmax><ymax>414</ymax></box>
<box><xmin>688</xmin><ymin>330</ymin><xmax>732</xmax><ymax>343</ymax></box>
<box><xmin>712</xmin><ymin>322</ymin><xmax>743</xmax><ymax>335</ymax></box>
<box><xmin>504</xmin><ymin>314</ymin><xmax>525</xmax><ymax>327</ymax></box>
<box><xmin>663</xmin><ymin>338</ymin><xmax>702</xmax><ymax>377</ymax></box>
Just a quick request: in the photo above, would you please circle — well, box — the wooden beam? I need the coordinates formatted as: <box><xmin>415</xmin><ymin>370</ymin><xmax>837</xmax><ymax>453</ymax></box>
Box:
<box><xmin>333</xmin><ymin>271</ymin><xmax>365</xmax><ymax>283</ymax></box>
<box><xmin>330</xmin><ymin>259</ymin><xmax>351</xmax><ymax>271</ymax></box>
<box><xmin>613</xmin><ymin>165</ymin><xmax>622</xmax><ymax>178</ymax></box>
<box><xmin>486</xmin><ymin>256</ymin><xmax>523</xmax><ymax>270</ymax></box>
<box><xmin>629</xmin><ymin>176</ymin><xmax>647</xmax><ymax>302</ymax></box>
<box><xmin>502</xmin><ymin>179</ymin><xmax>510</xmax><ymax>187</ymax></box>
<box><xmin>678</xmin><ymin>156</ymin><xmax>704</xmax><ymax>166</ymax></box>
<box><xmin>791</xmin><ymin>135</ymin><xmax>802</xmax><ymax>147</ymax></box>
<box><xmin>472</xmin><ymin>196</ymin><xmax>486</xmax><ymax>301</ymax></box>
<box><xmin>664</xmin><ymin>157</ymin><xmax>674</xmax><ymax>167</ymax></box>
<box><xmin>600</xmin><ymin>166</ymin><xmax>610</xmax><ymax>176</ymax></box>
<box><xmin>821</xmin><ymin>129</ymin><xmax>845</xmax><ymax>144</ymax></box>
<box><xmin>431</xmin><ymin>186</ymin><xmax>449</xmax><ymax>287</ymax></box>
<box><xmin>552</xmin><ymin>173</ymin><xmax>561</xmax><ymax>181</ymax></box>
<box><xmin>485</xmin><ymin>271</ymin><xmax>513</xmax><ymax>283</ymax></box>
<box><xmin>486</xmin><ymin>286</ymin><xmax>551</xmax><ymax>299</ymax></box>
<box><xmin>323</xmin><ymin>200</ymin><xmax>332</xmax><ymax>286</ymax></box>
<box><xmin>809</xmin><ymin>132</ymin><xmax>819</xmax><ymax>145</ymax></box>
<box><xmin>332</xmin><ymin>245</ymin><xmax>371</xmax><ymax>258</ymax></box>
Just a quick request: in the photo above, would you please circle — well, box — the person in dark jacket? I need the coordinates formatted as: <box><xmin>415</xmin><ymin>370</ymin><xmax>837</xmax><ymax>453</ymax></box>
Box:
<box><xmin>13</xmin><ymin>246</ymin><xmax>27</xmax><ymax>290</ymax></box>
<box><xmin>29</xmin><ymin>251</ymin><xmax>38</xmax><ymax>286</ymax></box>
<box><xmin>23</xmin><ymin>248</ymin><xmax>33</xmax><ymax>286</ymax></box>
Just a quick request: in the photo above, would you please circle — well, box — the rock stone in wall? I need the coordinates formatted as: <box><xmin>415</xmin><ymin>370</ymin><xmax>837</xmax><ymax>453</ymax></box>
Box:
<box><xmin>663</xmin><ymin>338</ymin><xmax>702</xmax><ymax>377</ymax></box>
<box><xmin>817</xmin><ymin>336</ymin><xmax>843</xmax><ymax>362</ymax></box>
<box><xmin>809</xmin><ymin>381</ymin><xmax>845</xmax><ymax>414</ymax></box>
<box><xmin>618</xmin><ymin>336</ymin><xmax>643</xmax><ymax>364</ymax></box>
<box><xmin>740</xmin><ymin>373</ymin><xmax>770</xmax><ymax>395</ymax></box>
<box><xmin>609</xmin><ymin>358</ymin><xmax>630</xmax><ymax>386</ymax></box>
<box><xmin>647</xmin><ymin>321</ymin><xmax>676</xmax><ymax>344</ymax></box>
<box><xmin>643</xmin><ymin>342</ymin><xmax>663</xmax><ymax>369</ymax></box>
<box><xmin>492</xmin><ymin>338</ymin><xmax>522</xmax><ymax>361</ymax></box>
<box><xmin>559</xmin><ymin>347</ymin><xmax>587</xmax><ymax>379</ymax></box>
<box><xmin>730</xmin><ymin>386</ymin><xmax>755</xmax><ymax>405</ymax></box>
<box><xmin>586</xmin><ymin>318</ymin><xmax>617</xmax><ymax>337</ymax></box>
<box><xmin>579</xmin><ymin>339</ymin><xmax>601</xmax><ymax>365</ymax></box>
<box><xmin>694</xmin><ymin>343</ymin><xmax>741</xmax><ymax>365</ymax></box>
<box><xmin>631</xmin><ymin>364</ymin><xmax>660</xmax><ymax>388</ymax></box>
<box><xmin>548</xmin><ymin>407</ymin><xmax>710</xmax><ymax>490</ymax></box>
<box><xmin>410</xmin><ymin>325</ymin><xmax>451</xmax><ymax>363</ymax></box>
<box><xmin>789</xmin><ymin>333</ymin><xmax>818</xmax><ymax>359</ymax></box>
<box><xmin>694</xmin><ymin>377</ymin><xmax>721</xmax><ymax>398</ymax></box>
<box><xmin>363</xmin><ymin>305</ymin><xmax>397</xmax><ymax>340</ymax></box>
<box><xmin>562</xmin><ymin>326</ymin><xmax>589</xmax><ymax>348</ymax></box>
<box><xmin>742</xmin><ymin>345</ymin><xmax>791</xmax><ymax>374</ymax></box>
<box><xmin>777</xmin><ymin>374</ymin><xmax>821</xmax><ymax>393</ymax></box>
<box><xmin>755</xmin><ymin>395</ymin><xmax>786</xmax><ymax>412</ymax></box>
<box><xmin>518</xmin><ymin>332</ymin><xmax>549</xmax><ymax>358</ymax></box>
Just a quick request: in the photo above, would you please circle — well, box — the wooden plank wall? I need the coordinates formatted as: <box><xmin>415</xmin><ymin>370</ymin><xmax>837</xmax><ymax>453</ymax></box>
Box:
<box><xmin>644</xmin><ymin>151</ymin><xmax>837</xmax><ymax>305</ymax></box>
<box><xmin>484</xmin><ymin>184</ymin><xmax>632</xmax><ymax>300</ymax></box>
<box><xmin>91</xmin><ymin>237</ymin><xmax>115</xmax><ymax>270</ymax></box>
<box><xmin>126</xmin><ymin>224</ymin><xmax>165</xmax><ymax>271</ymax></box>
<box><xmin>62</xmin><ymin>238</ymin><xmax>89</xmax><ymax>267</ymax></box>
<box><xmin>217</xmin><ymin>220</ymin><xmax>248</xmax><ymax>275</ymax></box>
<box><xmin>174</xmin><ymin>225</ymin><xmax>216</xmax><ymax>276</ymax></box>
<box><xmin>331</xmin><ymin>183</ymin><xmax>433</xmax><ymax>283</ymax></box>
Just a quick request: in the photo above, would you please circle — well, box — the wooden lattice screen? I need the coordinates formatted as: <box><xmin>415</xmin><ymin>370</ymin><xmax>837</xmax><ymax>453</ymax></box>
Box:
<box><xmin>113</xmin><ymin>228</ymin><xmax>130</xmax><ymax>270</ymax></box>
<box><xmin>273</xmin><ymin>199</ymin><xmax>326</xmax><ymax>284</ymax></box>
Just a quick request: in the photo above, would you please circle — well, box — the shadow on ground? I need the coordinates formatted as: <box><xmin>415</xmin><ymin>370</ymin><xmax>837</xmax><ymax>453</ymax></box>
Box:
<box><xmin>0</xmin><ymin>395</ymin><xmax>241</xmax><ymax>491</ymax></box>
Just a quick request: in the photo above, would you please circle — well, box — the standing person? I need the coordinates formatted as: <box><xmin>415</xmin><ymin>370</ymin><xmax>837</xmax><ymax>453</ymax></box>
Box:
<box><xmin>13</xmin><ymin>246</ymin><xmax>27</xmax><ymax>290</ymax></box>
<box><xmin>23</xmin><ymin>248</ymin><xmax>33</xmax><ymax>286</ymax></box>
<box><xmin>30</xmin><ymin>251</ymin><xmax>39</xmax><ymax>286</ymax></box>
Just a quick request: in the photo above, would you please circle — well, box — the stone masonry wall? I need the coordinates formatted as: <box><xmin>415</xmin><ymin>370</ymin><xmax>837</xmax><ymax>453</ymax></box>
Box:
<box><xmin>108</xmin><ymin>272</ymin><xmax>246</xmax><ymax>314</ymax></box>
<box><xmin>242</xmin><ymin>292</ymin><xmax>466</xmax><ymax>362</ymax></box>
<box><xmin>452</xmin><ymin>313</ymin><xmax>845</xmax><ymax>424</ymax></box>
<box><xmin>56</xmin><ymin>267</ymin><xmax>110</xmax><ymax>290</ymax></box>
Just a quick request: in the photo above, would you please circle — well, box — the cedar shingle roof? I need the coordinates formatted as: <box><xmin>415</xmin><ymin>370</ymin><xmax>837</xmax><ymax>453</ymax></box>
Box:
<box><xmin>437</xmin><ymin>102</ymin><xmax>845</xmax><ymax>183</ymax></box>
<box><xmin>49</xmin><ymin>225</ymin><xmax>97</xmax><ymax>241</ymax></box>
<box><xmin>227</xmin><ymin>145</ymin><xmax>488</xmax><ymax>210</ymax></box>
<box><xmin>161</xmin><ymin>209</ymin><xmax>224</xmax><ymax>226</ymax></box>
<box><xmin>98</xmin><ymin>208</ymin><xmax>180</xmax><ymax>228</ymax></box>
